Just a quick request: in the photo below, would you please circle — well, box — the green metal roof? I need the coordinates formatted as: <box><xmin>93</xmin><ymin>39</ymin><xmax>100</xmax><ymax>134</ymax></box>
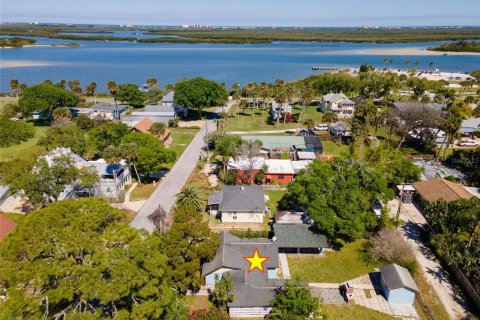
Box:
<box><xmin>241</xmin><ymin>135</ymin><xmax>306</xmax><ymax>150</ymax></box>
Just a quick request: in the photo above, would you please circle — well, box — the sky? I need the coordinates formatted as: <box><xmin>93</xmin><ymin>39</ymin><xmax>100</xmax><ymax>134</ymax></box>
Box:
<box><xmin>1</xmin><ymin>0</ymin><xmax>480</xmax><ymax>27</ymax></box>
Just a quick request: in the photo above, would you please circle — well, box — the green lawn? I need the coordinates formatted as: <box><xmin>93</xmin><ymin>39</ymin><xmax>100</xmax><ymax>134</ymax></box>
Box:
<box><xmin>0</xmin><ymin>125</ymin><xmax>49</xmax><ymax>161</ymax></box>
<box><xmin>170</xmin><ymin>127</ymin><xmax>199</xmax><ymax>158</ymax></box>
<box><xmin>323</xmin><ymin>304</ymin><xmax>396</xmax><ymax>320</ymax></box>
<box><xmin>265</xmin><ymin>190</ymin><xmax>286</xmax><ymax>214</ymax></box>
<box><xmin>130</xmin><ymin>183</ymin><xmax>157</xmax><ymax>201</ymax></box>
<box><xmin>322</xmin><ymin>141</ymin><xmax>349</xmax><ymax>156</ymax></box>
<box><xmin>183</xmin><ymin>295</ymin><xmax>212</xmax><ymax>312</ymax></box>
<box><xmin>226</xmin><ymin>104</ymin><xmax>323</xmax><ymax>132</ymax></box>
<box><xmin>288</xmin><ymin>239</ymin><xmax>377</xmax><ymax>283</ymax></box>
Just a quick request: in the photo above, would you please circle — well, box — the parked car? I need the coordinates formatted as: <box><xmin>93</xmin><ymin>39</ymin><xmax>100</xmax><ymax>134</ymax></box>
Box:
<box><xmin>457</xmin><ymin>140</ymin><xmax>479</xmax><ymax>147</ymax></box>
<box><xmin>314</xmin><ymin>124</ymin><xmax>329</xmax><ymax>131</ymax></box>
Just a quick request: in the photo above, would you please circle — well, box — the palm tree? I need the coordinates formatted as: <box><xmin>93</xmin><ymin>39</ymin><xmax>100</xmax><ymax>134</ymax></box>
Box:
<box><xmin>303</xmin><ymin>118</ymin><xmax>315</xmax><ymax>131</ymax></box>
<box><xmin>414</xmin><ymin>60</ymin><xmax>420</xmax><ymax>70</ymax></box>
<box><xmin>120</xmin><ymin>142</ymin><xmax>142</xmax><ymax>185</ymax></box>
<box><xmin>86</xmin><ymin>82</ymin><xmax>97</xmax><ymax>97</ymax></box>
<box><xmin>323</xmin><ymin>111</ymin><xmax>338</xmax><ymax>126</ymax></box>
<box><xmin>52</xmin><ymin>107</ymin><xmax>72</xmax><ymax>124</ymax></box>
<box><xmin>383</xmin><ymin>58</ymin><xmax>388</xmax><ymax>68</ymax></box>
<box><xmin>150</xmin><ymin>122</ymin><xmax>166</xmax><ymax>137</ymax></box>
<box><xmin>146</xmin><ymin>78</ymin><xmax>158</xmax><ymax>88</ymax></box>
<box><xmin>9</xmin><ymin>79</ymin><xmax>19</xmax><ymax>99</ymax></box>
<box><xmin>429</xmin><ymin>61</ymin><xmax>435</xmax><ymax>71</ymax></box>
<box><xmin>231</xmin><ymin>82</ymin><xmax>240</xmax><ymax>96</ymax></box>
<box><xmin>165</xmin><ymin>83</ymin><xmax>174</xmax><ymax>92</ymax></box>
<box><xmin>177</xmin><ymin>186</ymin><xmax>203</xmax><ymax>212</ymax></box>
<box><xmin>107</xmin><ymin>81</ymin><xmax>119</xmax><ymax>121</ymax></box>
<box><xmin>273</xmin><ymin>89</ymin><xmax>286</xmax><ymax>126</ymax></box>
<box><xmin>56</xmin><ymin>80</ymin><xmax>66</xmax><ymax>89</ymax></box>
<box><xmin>297</xmin><ymin>89</ymin><xmax>314</xmax><ymax>129</ymax></box>
<box><xmin>405</xmin><ymin>60</ymin><xmax>411</xmax><ymax>70</ymax></box>
<box><xmin>388</xmin><ymin>58</ymin><xmax>394</xmax><ymax>70</ymax></box>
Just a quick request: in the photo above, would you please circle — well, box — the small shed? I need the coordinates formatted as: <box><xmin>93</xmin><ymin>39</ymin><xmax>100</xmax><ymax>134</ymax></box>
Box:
<box><xmin>379</xmin><ymin>264</ymin><xmax>419</xmax><ymax>305</ymax></box>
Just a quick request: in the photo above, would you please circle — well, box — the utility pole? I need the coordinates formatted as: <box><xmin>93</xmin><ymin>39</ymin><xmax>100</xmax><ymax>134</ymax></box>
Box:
<box><xmin>395</xmin><ymin>181</ymin><xmax>406</xmax><ymax>226</ymax></box>
<box><xmin>205</xmin><ymin>123</ymin><xmax>209</xmax><ymax>162</ymax></box>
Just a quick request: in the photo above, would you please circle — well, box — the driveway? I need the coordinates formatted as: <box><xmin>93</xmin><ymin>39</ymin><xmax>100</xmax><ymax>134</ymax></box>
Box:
<box><xmin>130</xmin><ymin>120</ymin><xmax>216</xmax><ymax>232</ymax></box>
<box><xmin>388</xmin><ymin>200</ymin><xmax>470</xmax><ymax>319</ymax></box>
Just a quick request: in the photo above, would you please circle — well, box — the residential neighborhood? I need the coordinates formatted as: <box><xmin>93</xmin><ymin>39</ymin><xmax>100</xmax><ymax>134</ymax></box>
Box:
<box><xmin>1</xmin><ymin>4</ymin><xmax>480</xmax><ymax>319</ymax></box>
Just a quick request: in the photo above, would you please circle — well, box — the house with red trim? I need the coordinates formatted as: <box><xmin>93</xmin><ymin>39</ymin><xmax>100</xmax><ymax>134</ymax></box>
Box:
<box><xmin>264</xmin><ymin>159</ymin><xmax>295</xmax><ymax>184</ymax></box>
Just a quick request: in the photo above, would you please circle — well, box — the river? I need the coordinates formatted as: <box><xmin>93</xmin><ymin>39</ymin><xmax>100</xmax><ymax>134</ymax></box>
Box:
<box><xmin>1</xmin><ymin>34</ymin><xmax>479</xmax><ymax>92</ymax></box>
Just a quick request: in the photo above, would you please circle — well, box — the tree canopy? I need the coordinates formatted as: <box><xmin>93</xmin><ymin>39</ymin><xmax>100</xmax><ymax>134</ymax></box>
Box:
<box><xmin>19</xmin><ymin>83</ymin><xmax>78</xmax><ymax>116</ymax></box>
<box><xmin>280</xmin><ymin>158</ymin><xmax>391</xmax><ymax>241</ymax></box>
<box><xmin>0</xmin><ymin>198</ymin><xmax>180</xmax><ymax>319</ymax></box>
<box><xmin>174</xmin><ymin>77</ymin><xmax>228</xmax><ymax>117</ymax></box>
<box><xmin>38</xmin><ymin>123</ymin><xmax>87</xmax><ymax>156</ymax></box>
<box><xmin>116</xmin><ymin>83</ymin><xmax>145</xmax><ymax>107</ymax></box>
<box><xmin>0</xmin><ymin>119</ymin><xmax>35</xmax><ymax>147</ymax></box>
<box><xmin>267</xmin><ymin>279</ymin><xmax>322</xmax><ymax>320</ymax></box>
<box><xmin>122</xmin><ymin>132</ymin><xmax>176</xmax><ymax>174</ymax></box>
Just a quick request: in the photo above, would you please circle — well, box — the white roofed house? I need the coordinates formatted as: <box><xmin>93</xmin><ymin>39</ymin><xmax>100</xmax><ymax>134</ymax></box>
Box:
<box><xmin>41</xmin><ymin>148</ymin><xmax>131</xmax><ymax>200</ymax></box>
<box><xmin>122</xmin><ymin>105</ymin><xmax>176</xmax><ymax>127</ymax></box>
<box><xmin>320</xmin><ymin>93</ymin><xmax>356</xmax><ymax>118</ymax></box>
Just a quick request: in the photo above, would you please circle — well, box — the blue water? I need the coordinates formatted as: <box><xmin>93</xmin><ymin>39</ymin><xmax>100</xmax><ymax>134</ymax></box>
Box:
<box><xmin>1</xmin><ymin>35</ymin><xmax>479</xmax><ymax>93</ymax></box>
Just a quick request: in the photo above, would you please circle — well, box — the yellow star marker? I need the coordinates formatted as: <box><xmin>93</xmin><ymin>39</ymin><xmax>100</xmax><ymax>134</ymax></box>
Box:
<box><xmin>244</xmin><ymin>248</ymin><xmax>269</xmax><ymax>273</ymax></box>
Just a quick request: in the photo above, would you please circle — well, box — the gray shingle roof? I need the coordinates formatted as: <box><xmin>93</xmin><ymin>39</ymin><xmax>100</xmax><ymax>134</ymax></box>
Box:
<box><xmin>144</xmin><ymin>105</ymin><xmax>175</xmax><ymax>113</ymax></box>
<box><xmin>379</xmin><ymin>263</ymin><xmax>419</xmax><ymax>293</ymax></box>
<box><xmin>273</xmin><ymin>224</ymin><xmax>329</xmax><ymax>249</ymax></box>
<box><xmin>330</xmin><ymin>121</ymin><xmax>350</xmax><ymax>131</ymax></box>
<box><xmin>228</xmin><ymin>270</ymin><xmax>283</xmax><ymax>307</ymax></box>
<box><xmin>202</xmin><ymin>232</ymin><xmax>278</xmax><ymax>275</ymax></box>
<box><xmin>219</xmin><ymin>186</ymin><xmax>266</xmax><ymax>212</ymax></box>
<box><xmin>207</xmin><ymin>191</ymin><xmax>223</xmax><ymax>206</ymax></box>
<box><xmin>87</xmin><ymin>102</ymin><xmax>127</xmax><ymax>112</ymax></box>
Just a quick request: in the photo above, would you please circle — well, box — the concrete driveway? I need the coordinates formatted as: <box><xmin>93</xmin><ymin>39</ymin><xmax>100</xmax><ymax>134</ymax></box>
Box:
<box><xmin>130</xmin><ymin>120</ymin><xmax>216</xmax><ymax>232</ymax></box>
<box><xmin>388</xmin><ymin>199</ymin><xmax>470</xmax><ymax>319</ymax></box>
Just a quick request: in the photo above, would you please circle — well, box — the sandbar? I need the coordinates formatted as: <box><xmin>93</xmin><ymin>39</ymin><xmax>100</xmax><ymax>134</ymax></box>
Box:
<box><xmin>358</xmin><ymin>47</ymin><xmax>480</xmax><ymax>56</ymax></box>
<box><xmin>0</xmin><ymin>60</ymin><xmax>50</xmax><ymax>68</ymax></box>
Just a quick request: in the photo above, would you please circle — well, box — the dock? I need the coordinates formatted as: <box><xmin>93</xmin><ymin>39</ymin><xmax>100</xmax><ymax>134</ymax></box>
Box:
<box><xmin>312</xmin><ymin>66</ymin><xmax>339</xmax><ymax>71</ymax></box>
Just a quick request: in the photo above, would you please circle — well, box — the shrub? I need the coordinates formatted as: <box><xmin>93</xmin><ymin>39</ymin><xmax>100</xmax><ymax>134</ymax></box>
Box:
<box><xmin>218</xmin><ymin>169</ymin><xmax>237</xmax><ymax>185</ymax></box>
<box><xmin>0</xmin><ymin>119</ymin><xmax>35</xmax><ymax>147</ymax></box>
<box><xmin>365</xmin><ymin>228</ymin><xmax>418</xmax><ymax>274</ymax></box>
<box><xmin>231</xmin><ymin>229</ymin><xmax>271</xmax><ymax>239</ymax></box>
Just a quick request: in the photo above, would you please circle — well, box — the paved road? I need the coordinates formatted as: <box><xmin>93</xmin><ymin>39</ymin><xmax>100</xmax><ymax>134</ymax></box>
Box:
<box><xmin>130</xmin><ymin>120</ymin><xmax>216</xmax><ymax>231</ymax></box>
<box><xmin>388</xmin><ymin>199</ymin><xmax>469</xmax><ymax>320</ymax></box>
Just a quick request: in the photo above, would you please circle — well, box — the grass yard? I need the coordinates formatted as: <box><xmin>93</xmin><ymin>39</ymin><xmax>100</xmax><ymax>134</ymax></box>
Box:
<box><xmin>288</xmin><ymin>239</ymin><xmax>377</xmax><ymax>283</ymax></box>
<box><xmin>322</xmin><ymin>140</ymin><xmax>349</xmax><ymax>156</ymax></box>
<box><xmin>169</xmin><ymin>127</ymin><xmax>199</xmax><ymax>158</ymax></box>
<box><xmin>413</xmin><ymin>271</ymin><xmax>450</xmax><ymax>320</ymax></box>
<box><xmin>129</xmin><ymin>183</ymin><xmax>157</xmax><ymax>201</ymax></box>
<box><xmin>322</xmin><ymin>304</ymin><xmax>396</xmax><ymax>320</ymax></box>
<box><xmin>226</xmin><ymin>104</ymin><xmax>324</xmax><ymax>132</ymax></box>
<box><xmin>183</xmin><ymin>295</ymin><xmax>212</xmax><ymax>312</ymax></box>
<box><xmin>265</xmin><ymin>190</ymin><xmax>286</xmax><ymax>214</ymax></box>
<box><xmin>0</xmin><ymin>125</ymin><xmax>49</xmax><ymax>161</ymax></box>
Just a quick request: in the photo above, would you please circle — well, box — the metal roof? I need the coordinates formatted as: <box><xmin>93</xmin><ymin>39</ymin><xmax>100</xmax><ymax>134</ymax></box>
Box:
<box><xmin>297</xmin><ymin>151</ymin><xmax>316</xmax><ymax>160</ymax></box>
<box><xmin>322</xmin><ymin>93</ymin><xmax>348</xmax><ymax>103</ymax></box>
<box><xmin>161</xmin><ymin>91</ymin><xmax>175</xmax><ymax>102</ymax></box>
<box><xmin>87</xmin><ymin>103</ymin><xmax>127</xmax><ymax>112</ymax></box>
<box><xmin>379</xmin><ymin>263</ymin><xmax>419</xmax><ymax>293</ymax></box>
<box><xmin>265</xmin><ymin>160</ymin><xmax>295</xmax><ymax>174</ymax></box>
<box><xmin>273</xmin><ymin>224</ymin><xmax>329</xmax><ymax>249</ymax></box>
<box><xmin>392</xmin><ymin>102</ymin><xmax>444</xmax><ymax>112</ymax></box>
<box><xmin>241</xmin><ymin>135</ymin><xmax>306</xmax><ymax>150</ymax></box>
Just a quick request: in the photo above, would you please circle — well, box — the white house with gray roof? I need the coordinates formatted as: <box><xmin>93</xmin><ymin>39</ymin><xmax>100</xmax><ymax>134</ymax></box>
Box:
<box><xmin>320</xmin><ymin>93</ymin><xmax>356</xmax><ymax>118</ymax></box>
<box><xmin>207</xmin><ymin>186</ymin><xmax>266</xmax><ymax>223</ymax></box>
<box><xmin>202</xmin><ymin>232</ymin><xmax>282</xmax><ymax>318</ymax></box>
<box><xmin>160</xmin><ymin>91</ymin><xmax>188</xmax><ymax>116</ymax></box>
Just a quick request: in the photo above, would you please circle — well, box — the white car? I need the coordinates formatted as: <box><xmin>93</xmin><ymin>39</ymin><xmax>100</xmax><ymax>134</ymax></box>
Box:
<box><xmin>314</xmin><ymin>124</ymin><xmax>329</xmax><ymax>131</ymax></box>
<box><xmin>457</xmin><ymin>140</ymin><xmax>479</xmax><ymax>147</ymax></box>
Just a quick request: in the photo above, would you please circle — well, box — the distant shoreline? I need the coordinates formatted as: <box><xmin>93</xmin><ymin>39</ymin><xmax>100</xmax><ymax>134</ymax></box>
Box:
<box><xmin>0</xmin><ymin>43</ymin><xmax>80</xmax><ymax>49</ymax></box>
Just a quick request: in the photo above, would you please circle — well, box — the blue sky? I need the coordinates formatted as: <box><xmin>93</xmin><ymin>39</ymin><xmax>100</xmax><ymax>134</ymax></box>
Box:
<box><xmin>1</xmin><ymin>0</ymin><xmax>479</xmax><ymax>26</ymax></box>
